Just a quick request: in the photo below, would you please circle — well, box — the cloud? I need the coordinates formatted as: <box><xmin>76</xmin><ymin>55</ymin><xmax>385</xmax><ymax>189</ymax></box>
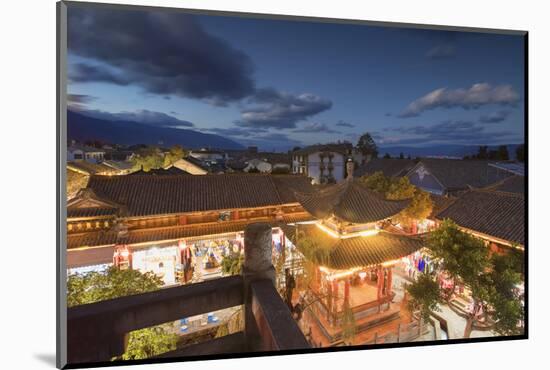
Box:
<box><xmin>400</xmin><ymin>83</ymin><xmax>520</xmax><ymax>118</ymax></box>
<box><xmin>426</xmin><ymin>44</ymin><xmax>456</xmax><ymax>59</ymax></box>
<box><xmin>202</xmin><ymin>127</ymin><xmax>267</xmax><ymax>138</ymax></box>
<box><xmin>67</xmin><ymin>94</ymin><xmax>97</xmax><ymax>104</ymax></box>
<box><xmin>384</xmin><ymin>119</ymin><xmax>515</xmax><ymax>144</ymax></box>
<box><xmin>236</xmin><ymin>88</ymin><xmax>332</xmax><ymax>129</ymax></box>
<box><xmin>72</xmin><ymin>108</ymin><xmax>194</xmax><ymax>128</ymax></box>
<box><xmin>293</xmin><ymin>122</ymin><xmax>339</xmax><ymax>134</ymax></box>
<box><xmin>479</xmin><ymin>110</ymin><xmax>511</xmax><ymax>124</ymax></box>
<box><xmin>335</xmin><ymin>120</ymin><xmax>355</xmax><ymax>128</ymax></box>
<box><xmin>67</xmin><ymin>94</ymin><xmax>97</xmax><ymax>109</ymax></box>
<box><xmin>69</xmin><ymin>63</ymin><xmax>131</xmax><ymax>86</ymax></box>
<box><xmin>67</xmin><ymin>8</ymin><xmax>255</xmax><ymax>104</ymax></box>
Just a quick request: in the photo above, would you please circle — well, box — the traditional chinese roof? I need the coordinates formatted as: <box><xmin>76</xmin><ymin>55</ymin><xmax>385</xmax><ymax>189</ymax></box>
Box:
<box><xmin>435</xmin><ymin>189</ymin><xmax>524</xmax><ymax>246</ymax></box>
<box><xmin>67</xmin><ymin>161</ymin><xmax>115</xmax><ymax>176</ymax></box>
<box><xmin>71</xmin><ymin>174</ymin><xmax>313</xmax><ymax>218</ymax></box>
<box><xmin>485</xmin><ymin>175</ymin><xmax>525</xmax><ymax>194</ymax></box>
<box><xmin>67</xmin><ymin>188</ymin><xmax>123</xmax><ymax>218</ymax></box>
<box><xmin>281</xmin><ymin>223</ymin><xmax>424</xmax><ymax>270</ymax></box>
<box><xmin>129</xmin><ymin>166</ymin><xmax>190</xmax><ymax>176</ymax></box>
<box><xmin>294</xmin><ymin>178</ymin><xmax>409</xmax><ymax>223</ymax></box>
<box><xmin>67</xmin><ymin>215</ymin><xmax>314</xmax><ymax>249</ymax></box>
<box><xmin>429</xmin><ymin>194</ymin><xmax>456</xmax><ymax>218</ymax></box>
<box><xmin>407</xmin><ymin>159</ymin><xmax>513</xmax><ymax>191</ymax></box>
<box><xmin>355</xmin><ymin>158</ymin><xmax>416</xmax><ymax>178</ymax></box>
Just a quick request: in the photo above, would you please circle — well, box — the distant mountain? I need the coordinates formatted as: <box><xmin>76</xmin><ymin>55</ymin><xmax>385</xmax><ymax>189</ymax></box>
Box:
<box><xmin>67</xmin><ymin>110</ymin><xmax>245</xmax><ymax>150</ymax></box>
<box><xmin>379</xmin><ymin>144</ymin><xmax>523</xmax><ymax>160</ymax></box>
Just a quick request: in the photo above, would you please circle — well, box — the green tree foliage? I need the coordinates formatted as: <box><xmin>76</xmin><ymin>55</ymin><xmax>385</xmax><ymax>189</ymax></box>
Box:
<box><xmin>361</xmin><ymin>171</ymin><xmax>391</xmax><ymax>193</ymax></box>
<box><xmin>340</xmin><ymin>301</ymin><xmax>357</xmax><ymax>345</ymax></box>
<box><xmin>361</xmin><ymin>172</ymin><xmax>433</xmax><ymax>223</ymax></box>
<box><xmin>67</xmin><ymin>266</ymin><xmax>163</xmax><ymax>306</ymax></box>
<box><xmin>406</xmin><ymin>273</ymin><xmax>443</xmax><ymax>321</ymax></box>
<box><xmin>425</xmin><ymin>220</ymin><xmax>524</xmax><ymax>337</ymax></box>
<box><xmin>67</xmin><ymin>267</ymin><xmax>177</xmax><ymax>360</ymax></box>
<box><xmin>386</xmin><ymin>177</ymin><xmax>416</xmax><ymax>200</ymax></box>
<box><xmin>397</xmin><ymin>190</ymin><xmax>433</xmax><ymax>223</ymax></box>
<box><xmin>122</xmin><ymin>326</ymin><xmax>178</xmax><ymax>360</ymax></box>
<box><xmin>131</xmin><ymin>145</ymin><xmax>187</xmax><ymax>171</ymax></box>
<box><xmin>486</xmin><ymin>252</ymin><xmax>524</xmax><ymax>336</ymax></box>
<box><xmin>356</xmin><ymin>132</ymin><xmax>379</xmax><ymax>158</ymax></box>
<box><xmin>427</xmin><ymin>220</ymin><xmax>490</xmax><ymax>291</ymax></box>
<box><xmin>221</xmin><ymin>253</ymin><xmax>244</xmax><ymax>276</ymax></box>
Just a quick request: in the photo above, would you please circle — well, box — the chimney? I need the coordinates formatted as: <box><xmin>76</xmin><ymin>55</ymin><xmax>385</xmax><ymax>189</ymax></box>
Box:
<box><xmin>346</xmin><ymin>159</ymin><xmax>354</xmax><ymax>180</ymax></box>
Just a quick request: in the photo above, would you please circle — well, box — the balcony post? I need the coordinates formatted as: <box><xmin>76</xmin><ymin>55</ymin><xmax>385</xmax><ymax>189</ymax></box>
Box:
<box><xmin>242</xmin><ymin>223</ymin><xmax>276</xmax><ymax>350</ymax></box>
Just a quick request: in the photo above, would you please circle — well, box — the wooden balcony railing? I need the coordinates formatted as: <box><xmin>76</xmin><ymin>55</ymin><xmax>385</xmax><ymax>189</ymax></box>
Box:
<box><xmin>67</xmin><ymin>223</ymin><xmax>309</xmax><ymax>364</ymax></box>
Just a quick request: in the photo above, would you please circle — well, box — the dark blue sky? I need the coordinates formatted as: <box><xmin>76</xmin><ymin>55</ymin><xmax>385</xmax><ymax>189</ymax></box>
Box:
<box><xmin>67</xmin><ymin>5</ymin><xmax>525</xmax><ymax>151</ymax></box>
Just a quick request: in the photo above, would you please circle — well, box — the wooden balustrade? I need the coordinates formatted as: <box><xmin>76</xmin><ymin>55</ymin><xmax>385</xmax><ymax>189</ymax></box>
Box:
<box><xmin>66</xmin><ymin>222</ymin><xmax>309</xmax><ymax>365</ymax></box>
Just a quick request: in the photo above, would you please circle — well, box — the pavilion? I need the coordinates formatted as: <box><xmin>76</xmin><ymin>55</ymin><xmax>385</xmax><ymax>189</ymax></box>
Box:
<box><xmin>280</xmin><ymin>161</ymin><xmax>425</xmax><ymax>342</ymax></box>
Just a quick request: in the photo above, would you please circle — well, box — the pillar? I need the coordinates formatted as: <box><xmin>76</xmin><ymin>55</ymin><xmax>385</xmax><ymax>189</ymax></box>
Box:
<box><xmin>344</xmin><ymin>278</ymin><xmax>350</xmax><ymax>303</ymax></box>
<box><xmin>387</xmin><ymin>267</ymin><xmax>393</xmax><ymax>296</ymax></box>
<box><xmin>242</xmin><ymin>223</ymin><xmax>276</xmax><ymax>351</ymax></box>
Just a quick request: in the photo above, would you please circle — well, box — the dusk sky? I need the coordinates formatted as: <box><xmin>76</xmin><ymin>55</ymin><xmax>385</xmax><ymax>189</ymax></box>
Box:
<box><xmin>67</xmin><ymin>5</ymin><xmax>525</xmax><ymax>151</ymax></box>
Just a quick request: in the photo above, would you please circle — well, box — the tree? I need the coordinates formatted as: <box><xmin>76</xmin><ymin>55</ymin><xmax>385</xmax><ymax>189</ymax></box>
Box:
<box><xmin>340</xmin><ymin>301</ymin><xmax>357</xmax><ymax>345</ymax></box>
<box><xmin>476</xmin><ymin>146</ymin><xmax>489</xmax><ymax>160</ymax></box>
<box><xmin>386</xmin><ymin>177</ymin><xmax>416</xmax><ymax>200</ymax></box>
<box><xmin>383</xmin><ymin>153</ymin><xmax>391</xmax><ymax>159</ymax></box>
<box><xmin>486</xmin><ymin>252</ymin><xmax>524</xmax><ymax>336</ymax></box>
<box><xmin>361</xmin><ymin>171</ymin><xmax>391</xmax><ymax>194</ymax></box>
<box><xmin>497</xmin><ymin>145</ymin><xmax>509</xmax><ymax>161</ymax></box>
<box><xmin>515</xmin><ymin>144</ymin><xmax>525</xmax><ymax>162</ymax></box>
<box><xmin>361</xmin><ymin>172</ymin><xmax>433</xmax><ymax>227</ymax></box>
<box><xmin>427</xmin><ymin>220</ymin><xmax>510</xmax><ymax>337</ymax></box>
<box><xmin>131</xmin><ymin>147</ymin><xmax>165</xmax><ymax>172</ymax></box>
<box><xmin>221</xmin><ymin>253</ymin><xmax>244</xmax><ymax>276</ymax></box>
<box><xmin>396</xmin><ymin>189</ymin><xmax>433</xmax><ymax>224</ymax></box>
<box><xmin>122</xmin><ymin>326</ymin><xmax>178</xmax><ymax>360</ymax></box>
<box><xmin>356</xmin><ymin>132</ymin><xmax>379</xmax><ymax>158</ymax></box>
<box><xmin>399</xmin><ymin>152</ymin><xmax>404</xmax><ymax>159</ymax></box>
<box><xmin>67</xmin><ymin>267</ymin><xmax>178</xmax><ymax>359</ymax></box>
<box><xmin>67</xmin><ymin>266</ymin><xmax>163</xmax><ymax>306</ymax></box>
<box><xmin>164</xmin><ymin>145</ymin><xmax>187</xmax><ymax>167</ymax></box>
<box><xmin>406</xmin><ymin>273</ymin><xmax>443</xmax><ymax>321</ymax></box>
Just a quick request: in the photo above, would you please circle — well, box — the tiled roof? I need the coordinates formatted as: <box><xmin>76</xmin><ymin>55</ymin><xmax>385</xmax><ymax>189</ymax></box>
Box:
<box><xmin>295</xmin><ymin>179</ymin><xmax>409</xmax><ymax>223</ymax></box>
<box><xmin>80</xmin><ymin>174</ymin><xmax>313</xmax><ymax>217</ymax></box>
<box><xmin>409</xmin><ymin>159</ymin><xmax>513</xmax><ymax>191</ymax></box>
<box><xmin>67</xmin><ymin>207</ymin><xmax>119</xmax><ymax>218</ymax></box>
<box><xmin>67</xmin><ymin>161</ymin><xmax>115</xmax><ymax>175</ymax></box>
<box><xmin>487</xmin><ymin>175</ymin><xmax>525</xmax><ymax>194</ymax></box>
<box><xmin>429</xmin><ymin>194</ymin><xmax>456</xmax><ymax>218</ymax></box>
<box><xmin>355</xmin><ymin>159</ymin><xmax>416</xmax><ymax>178</ymax></box>
<box><xmin>435</xmin><ymin>189</ymin><xmax>524</xmax><ymax>246</ymax></box>
<box><xmin>67</xmin><ymin>215</ymin><xmax>314</xmax><ymax>249</ymax></box>
<box><xmin>129</xmin><ymin>167</ymin><xmax>190</xmax><ymax>176</ymax></box>
<box><xmin>281</xmin><ymin>223</ymin><xmax>424</xmax><ymax>270</ymax></box>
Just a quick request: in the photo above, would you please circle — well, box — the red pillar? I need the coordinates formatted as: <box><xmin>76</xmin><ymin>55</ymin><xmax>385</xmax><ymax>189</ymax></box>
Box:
<box><xmin>376</xmin><ymin>267</ymin><xmax>382</xmax><ymax>301</ymax></box>
<box><xmin>387</xmin><ymin>267</ymin><xmax>393</xmax><ymax>296</ymax></box>
<box><xmin>332</xmin><ymin>279</ymin><xmax>339</xmax><ymax>313</ymax></box>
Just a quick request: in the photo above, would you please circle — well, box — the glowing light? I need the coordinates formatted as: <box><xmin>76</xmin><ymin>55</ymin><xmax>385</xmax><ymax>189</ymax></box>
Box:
<box><xmin>178</xmin><ymin>240</ymin><xmax>187</xmax><ymax>250</ymax></box>
<box><xmin>315</xmin><ymin>222</ymin><xmax>379</xmax><ymax>239</ymax></box>
<box><xmin>359</xmin><ymin>272</ymin><xmax>367</xmax><ymax>280</ymax></box>
<box><xmin>120</xmin><ymin>249</ymin><xmax>130</xmax><ymax>258</ymax></box>
<box><xmin>320</xmin><ymin>266</ymin><xmax>363</xmax><ymax>281</ymax></box>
